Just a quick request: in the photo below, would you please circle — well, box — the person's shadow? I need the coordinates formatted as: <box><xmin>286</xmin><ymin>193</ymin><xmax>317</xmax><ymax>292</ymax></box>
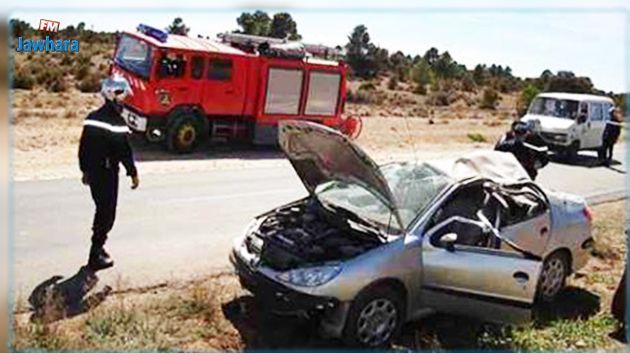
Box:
<box><xmin>27</xmin><ymin>266</ymin><xmax>112</xmax><ymax>323</ymax></box>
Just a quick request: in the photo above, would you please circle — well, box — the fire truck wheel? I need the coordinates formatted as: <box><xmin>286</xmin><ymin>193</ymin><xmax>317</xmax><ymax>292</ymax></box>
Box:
<box><xmin>167</xmin><ymin>115</ymin><xmax>200</xmax><ymax>153</ymax></box>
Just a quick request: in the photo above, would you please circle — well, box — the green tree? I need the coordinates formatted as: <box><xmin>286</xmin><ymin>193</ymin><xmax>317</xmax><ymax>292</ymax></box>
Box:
<box><xmin>236</xmin><ymin>10</ymin><xmax>271</xmax><ymax>36</ymax></box>
<box><xmin>166</xmin><ymin>17</ymin><xmax>190</xmax><ymax>36</ymax></box>
<box><xmin>9</xmin><ymin>18</ymin><xmax>32</xmax><ymax>38</ymax></box>
<box><xmin>517</xmin><ymin>84</ymin><xmax>541</xmax><ymax>115</ymax></box>
<box><xmin>345</xmin><ymin>25</ymin><xmax>378</xmax><ymax>78</ymax></box>
<box><xmin>411</xmin><ymin>59</ymin><xmax>433</xmax><ymax>93</ymax></box>
<box><xmin>269</xmin><ymin>12</ymin><xmax>301</xmax><ymax>40</ymax></box>
<box><xmin>473</xmin><ymin>64</ymin><xmax>487</xmax><ymax>85</ymax></box>
<box><xmin>423</xmin><ymin>47</ymin><xmax>439</xmax><ymax>66</ymax></box>
<box><xmin>434</xmin><ymin>51</ymin><xmax>456</xmax><ymax>79</ymax></box>
<box><xmin>544</xmin><ymin>71</ymin><xmax>594</xmax><ymax>93</ymax></box>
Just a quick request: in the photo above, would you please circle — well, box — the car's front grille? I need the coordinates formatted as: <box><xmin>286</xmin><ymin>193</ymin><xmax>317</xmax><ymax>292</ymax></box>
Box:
<box><xmin>541</xmin><ymin>132</ymin><xmax>568</xmax><ymax>143</ymax></box>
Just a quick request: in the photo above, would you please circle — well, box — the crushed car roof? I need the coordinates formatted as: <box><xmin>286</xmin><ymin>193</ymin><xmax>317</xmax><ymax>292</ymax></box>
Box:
<box><xmin>425</xmin><ymin>151</ymin><xmax>532</xmax><ymax>184</ymax></box>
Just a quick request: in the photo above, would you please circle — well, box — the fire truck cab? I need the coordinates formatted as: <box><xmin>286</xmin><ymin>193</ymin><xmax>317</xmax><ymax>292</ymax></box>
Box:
<box><xmin>111</xmin><ymin>24</ymin><xmax>355</xmax><ymax>153</ymax></box>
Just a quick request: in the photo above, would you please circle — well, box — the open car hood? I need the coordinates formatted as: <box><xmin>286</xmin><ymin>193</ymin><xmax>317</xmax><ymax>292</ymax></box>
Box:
<box><xmin>278</xmin><ymin>120</ymin><xmax>404</xmax><ymax>229</ymax></box>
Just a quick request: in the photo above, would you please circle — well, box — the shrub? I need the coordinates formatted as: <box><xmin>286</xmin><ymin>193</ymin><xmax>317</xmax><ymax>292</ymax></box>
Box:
<box><xmin>13</xmin><ymin>67</ymin><xmax>34</xmax><ymax>89</ymax></box>
<box><xmin>428</xmin><ymin>89</ymin><xmax>458</xmax><ymax>106</ymax></box>
<box><xmin>413</xmin><ymin>84</ymin><xmax>427</xmax><ymax>95</ymax></box>
<box><xmin>461</xmin><ymin>74</ymin><xmax>476</xmax><ymax>92</ymax></box>
<box><xmin>467</xmin><ymin>132</ymin><xmax>487</xmax><ymax>143</ymax></box>
<box><xmin>517</xmin><ymin>84</ymin><xmax>541</xmax><ymax>116</ymax></box>
<box><xmin>479</xmin><ymin>87</ymin><xmax>500</xmax><ymax>109</ymax></box>
<box><xmin>77</xmin><ymin>71</ymin><xmax>102</xmax><ymax>93</ymax></box>
<box><xmin>358</xmin><ymin>81</ymin><xmax>376</xmax><ymax>91</ymax></box>
<box><xmin>387</xmin><ymin>76</ymin><xmax>398</xmax><ymax>90</ymax></box>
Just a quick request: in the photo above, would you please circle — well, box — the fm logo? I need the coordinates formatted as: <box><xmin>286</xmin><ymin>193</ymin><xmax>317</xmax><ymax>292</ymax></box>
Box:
<box><xmin>38</xmin><ymin>19</ymin><xmax>60</xmax><ymax>33</ymax></box>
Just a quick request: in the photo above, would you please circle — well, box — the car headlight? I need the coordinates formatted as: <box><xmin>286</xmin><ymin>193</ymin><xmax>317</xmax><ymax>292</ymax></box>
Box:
<box><xmin>276</xmin><ymin>264</ymin><xmax>342</xmax><ymax>287</ymax></box>
<box><xmin>243</xmin><ymin>217</ymin><xmax>263</xmax><ymax>236</ymax></box>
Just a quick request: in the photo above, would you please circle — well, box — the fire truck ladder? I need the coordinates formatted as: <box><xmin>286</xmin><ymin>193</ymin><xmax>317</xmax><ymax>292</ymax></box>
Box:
<box><xmin>217</xmin><ymin>32</ymin><xmax>343</xmax><ymax>58</ymax></box>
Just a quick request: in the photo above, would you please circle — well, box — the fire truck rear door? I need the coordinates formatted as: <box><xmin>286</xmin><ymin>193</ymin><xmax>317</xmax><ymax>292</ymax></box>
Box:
<box><xmin>202</xmin><ymin>56</ymin><xmax>246</xmax><ymax>116</ymax></box>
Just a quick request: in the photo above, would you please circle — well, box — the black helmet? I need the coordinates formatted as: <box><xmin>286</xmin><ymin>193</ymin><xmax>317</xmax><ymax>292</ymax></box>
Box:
<box><xmin>512</xmin><ymin>121</ymin><xmax>530</xmax><ymax>134</ymax></box>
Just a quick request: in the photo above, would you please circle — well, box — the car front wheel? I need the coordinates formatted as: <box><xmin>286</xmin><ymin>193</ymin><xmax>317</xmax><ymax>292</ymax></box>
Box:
<box><xmin>343</xmin><ymin>285</ymin><xmax>404</xmax><ymax>347</ymax></box>
<box><xmin>537</xmin><ymin>251</ymin><xmax>570</xmax><ymax>302</ymax></box>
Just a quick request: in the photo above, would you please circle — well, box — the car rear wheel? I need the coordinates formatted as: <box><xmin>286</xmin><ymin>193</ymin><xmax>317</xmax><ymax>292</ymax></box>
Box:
<box><xmin>537</xmin><ymin>251</ymin><xmax>569</xmax><ymax>302</ymax></box>
<box><xmin>342</xmin><ymin>285</ymin><xmax>404</xmax><ymax>347</ymax></box>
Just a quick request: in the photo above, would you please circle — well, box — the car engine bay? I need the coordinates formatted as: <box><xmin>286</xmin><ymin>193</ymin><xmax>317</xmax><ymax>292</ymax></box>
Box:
<box><xmin>246</xmin><ymin>198</ymin><xmax>384</xmax><ymax>271</ymax></box>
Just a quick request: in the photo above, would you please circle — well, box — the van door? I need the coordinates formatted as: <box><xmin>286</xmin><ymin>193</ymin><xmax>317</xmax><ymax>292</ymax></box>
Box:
<box><xmin>202</xmin><ymin>56</ymin><xmax>246</xmax><ymax>116</ymax></box>
<box><xmin>582</xmin><ymin>102</ymin><xmax>606</xmax><ymax>149</ymax></box>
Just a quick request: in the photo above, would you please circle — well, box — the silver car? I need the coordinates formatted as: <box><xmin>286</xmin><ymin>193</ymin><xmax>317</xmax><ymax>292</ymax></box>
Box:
<box><xmin>230</xmin><ymin>121</ymin><xmax>593</xmax><ymax>347</ymax></box>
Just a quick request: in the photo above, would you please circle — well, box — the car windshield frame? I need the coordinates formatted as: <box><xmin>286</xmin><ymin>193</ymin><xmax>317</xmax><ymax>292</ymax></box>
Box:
<box><xmin>114</xmin><ymin>34</ymin><xmax>153</xmax><ymax>80</ymax></box>
<box><xmin>528</xmin><ymin>97</ymin><xmax>580</xmax><ymax>120</ymax></box>
<box><xmin>314</xmin><ymin>163</ymin><xmax>453</xmax><ymax>235</ymax></box>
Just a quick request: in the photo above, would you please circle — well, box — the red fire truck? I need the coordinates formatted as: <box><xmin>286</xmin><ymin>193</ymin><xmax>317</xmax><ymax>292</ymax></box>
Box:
<box><xmin>110</xmin><ymin>24</ymin><xmax>359</xmax><ymax>153</ymax></box>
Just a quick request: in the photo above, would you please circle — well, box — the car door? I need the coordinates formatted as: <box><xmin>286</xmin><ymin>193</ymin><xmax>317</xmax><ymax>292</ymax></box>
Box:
<box><xmin>202</xmin><ymin>56</ymin><xmax>246</xmax><ymax>116</ymax></box>
<box><xmin>421</xmin><ymin>220</ymin><xmax>542</xmax><ymax>324</ymax></box>
<box><xmin>582</xmin><ymin>102</ymin><xmax>606</xmax><ymax>149</ymax></box>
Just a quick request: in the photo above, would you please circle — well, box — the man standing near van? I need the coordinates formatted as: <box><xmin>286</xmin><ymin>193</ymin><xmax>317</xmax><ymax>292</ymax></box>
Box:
<box><xmin>79</xmin><ymin>75</ymin><xmax>140</xmax><ymax>271</ymax></box>
<box><xmin>600</xmin><ymin>107</ymin><xmax>622</xmax><ymax>166</ymax></box>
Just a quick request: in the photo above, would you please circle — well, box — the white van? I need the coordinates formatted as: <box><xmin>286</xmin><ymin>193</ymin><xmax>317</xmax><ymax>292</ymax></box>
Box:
<box><xmin>520</xmin><ymin>92</ymin><xmax>615</xmax><ymax>157</ymax></box>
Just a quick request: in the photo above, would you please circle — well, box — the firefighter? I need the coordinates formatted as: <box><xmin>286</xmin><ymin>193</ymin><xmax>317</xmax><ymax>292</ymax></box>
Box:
<box><xmin>79</xmin><ymin>75</ymin><xmax>139</xmax><ymax>271</ymax></box>
<box><xmin>495</xmin><ymin>121</ymin><xmax>549</xmax><ymax>180</ymax></box>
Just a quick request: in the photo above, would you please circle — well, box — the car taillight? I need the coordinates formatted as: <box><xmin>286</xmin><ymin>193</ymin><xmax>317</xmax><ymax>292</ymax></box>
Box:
<box><xmin>583</xmin><ymin>205</ymin><xmax>593</xmax><ymax>223</ymax></box>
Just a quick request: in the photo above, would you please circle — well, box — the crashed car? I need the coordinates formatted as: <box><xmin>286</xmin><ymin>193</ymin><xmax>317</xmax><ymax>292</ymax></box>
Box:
<box><xmin>230</xmin><ymin>120</ymin><xmax>593</xmax><ymax>347</ymax></box>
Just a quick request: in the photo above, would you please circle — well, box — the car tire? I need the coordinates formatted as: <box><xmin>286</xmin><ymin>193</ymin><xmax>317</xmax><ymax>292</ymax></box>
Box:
<box><xmin>342</xmin><ymin>285</ymin><xmax>404</xmax><ymax>348</ymax></box>
<box><xmin>537</xmin><ymin>251</ymin><xmax>570</xmax><ymax>302</ymax></box>
<box><xmin>167</xmin><ymin>114</ymin><xmax>201</xmax><ymax>154</ymax></box>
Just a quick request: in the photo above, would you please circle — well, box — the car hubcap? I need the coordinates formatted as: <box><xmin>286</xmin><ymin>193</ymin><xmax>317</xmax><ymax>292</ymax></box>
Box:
<box><xmin>540</xmin><ymin>257</ymin><xmax>565</xmax><ymax>300</ymax></box>
<box><xmin>356</xmin><ymin>298</ymin><xmax>397</xmax><ymax>346</ymax></box>
<box><xmin>177</xmin><ymin>124</ymin><xmax>196</xmax><ymax>147</ymax></box>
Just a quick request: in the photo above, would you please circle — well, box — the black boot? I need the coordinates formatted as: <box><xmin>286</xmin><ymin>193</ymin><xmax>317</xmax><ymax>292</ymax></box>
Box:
<box><xmin>88</xmin><ymin>245</ymin><xmax>114</xmax><ymax>271</ymax></box>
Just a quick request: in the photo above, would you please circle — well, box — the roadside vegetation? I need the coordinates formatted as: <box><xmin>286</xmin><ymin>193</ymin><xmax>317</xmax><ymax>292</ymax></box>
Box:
<box><xmin>12</xmin><ymin>201</ymin><xmax>626</xmax><ymax>350</ymax></box>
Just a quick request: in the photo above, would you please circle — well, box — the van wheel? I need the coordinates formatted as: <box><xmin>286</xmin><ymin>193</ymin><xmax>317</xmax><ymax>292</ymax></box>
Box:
<box><xmin>564</xmin><ymin>142</ymin><xmax>579</xmax><ymax>161</ymax></box>
<box><xmin>167</xmin><ymin>115</ymin><xmax>200</xmax><ymax>153</ymax></box>
<box><xmin>342</xmin><ymin>285</ymin><xmax>404</xmax><ymax>348</ymax></box>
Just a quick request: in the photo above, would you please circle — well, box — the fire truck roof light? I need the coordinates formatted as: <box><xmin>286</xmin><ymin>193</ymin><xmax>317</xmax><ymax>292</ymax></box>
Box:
<box><xmin>137</xmin><ymin>24</ymin><xmax>168</xmax><ymax>43</ymax></box>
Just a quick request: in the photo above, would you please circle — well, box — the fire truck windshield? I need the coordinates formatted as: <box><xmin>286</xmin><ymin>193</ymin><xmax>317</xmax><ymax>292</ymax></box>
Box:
<box><xmin>115</xmin><ymin>34</ymin><xmax>153</xmax><ymax>79</ymax></box>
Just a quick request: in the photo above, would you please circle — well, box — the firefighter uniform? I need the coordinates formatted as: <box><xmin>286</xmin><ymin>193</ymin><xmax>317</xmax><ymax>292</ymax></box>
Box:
<box><xmin>79</xmin><ymin>100</ymin><xmax>137</xmax><ymax>270</ymax></box>
<box><xmin>494</xmin><ymin>123</ymin><xmax>549</xmax><ymax>180</ymax></box>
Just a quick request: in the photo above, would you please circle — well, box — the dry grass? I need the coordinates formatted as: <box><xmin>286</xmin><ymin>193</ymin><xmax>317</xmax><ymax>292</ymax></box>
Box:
<box><xmin>10</xmin><ymin>88</ymin><xmax>514</xmax><ymax>180</ymax></box>
<box><xmin>12</xmin><ymin>201</ymin><xmax>627</xmax><ymax>350</ymax></box>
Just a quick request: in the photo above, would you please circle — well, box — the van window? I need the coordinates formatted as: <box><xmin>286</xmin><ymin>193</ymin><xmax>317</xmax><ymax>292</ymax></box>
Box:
<box><xmin>191</xmin><ymin>56</ymin><xmax>204</xmax><ymax>79</ymax></box>
<box><xmin>590</xmin><ymin>103</ymin><xmax>604</xmax><ymax>121</ymax></box>
<box><xmin>207</xmin><ymin>59</ymin><xmax>232</xmax><ymax>81</ymax></box>
<box><xmin>529</xmin><ymin>97</ymin><xmax>579</xmax><ymax>119</ymax></box>
<box><xmin>264</xmin><ymin>68</ymin><xmax>303</xmax><ymax>115</ymax></box>
<box><xmin>305</xmin><ymin>72</ymin><xmax>341</xmax><ymax>116</ymax></box>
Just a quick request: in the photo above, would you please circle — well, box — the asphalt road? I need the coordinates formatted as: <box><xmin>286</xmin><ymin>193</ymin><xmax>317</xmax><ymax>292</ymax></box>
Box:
<box><xmin>12</xmin><ymin>148</ymin><xmax>627</xmax><ymax>298</ymax></box>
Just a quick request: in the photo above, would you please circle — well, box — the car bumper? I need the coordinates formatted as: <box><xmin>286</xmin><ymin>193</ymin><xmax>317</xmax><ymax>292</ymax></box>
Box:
<box><xmin>121</xmin><ymin>106</ymin><xmax>149</xmax><ymax>132</ymax></box>
<box><xmin>229</xmin><ymin>250</ymin><xmax>339</xmax><ymax>315</ymax></box>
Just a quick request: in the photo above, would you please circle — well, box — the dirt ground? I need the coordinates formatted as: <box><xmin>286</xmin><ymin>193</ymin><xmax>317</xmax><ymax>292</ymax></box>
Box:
<box><xmin>12</xmin><ymin>201</ymin><xmax>626</xmax><ymax>350</ymax></box>
<box><xmin>10</xmin><ymin>89</ymin><xmax>511</xmax><ymax>181</ymax></box>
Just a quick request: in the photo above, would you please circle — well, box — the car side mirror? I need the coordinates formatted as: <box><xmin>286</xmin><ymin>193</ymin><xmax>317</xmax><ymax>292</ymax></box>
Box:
<box><xmin>440</xmin><ymin>233</ymin><xmax>458</xmax><ymax>252</ymax></box>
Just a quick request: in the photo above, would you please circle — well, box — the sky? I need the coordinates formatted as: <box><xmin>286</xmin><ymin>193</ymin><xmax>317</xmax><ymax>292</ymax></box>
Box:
<box><xmin>7</xmin><ymin>0</ymin><xmax>630</xmax><ymax>92</ymax></box>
